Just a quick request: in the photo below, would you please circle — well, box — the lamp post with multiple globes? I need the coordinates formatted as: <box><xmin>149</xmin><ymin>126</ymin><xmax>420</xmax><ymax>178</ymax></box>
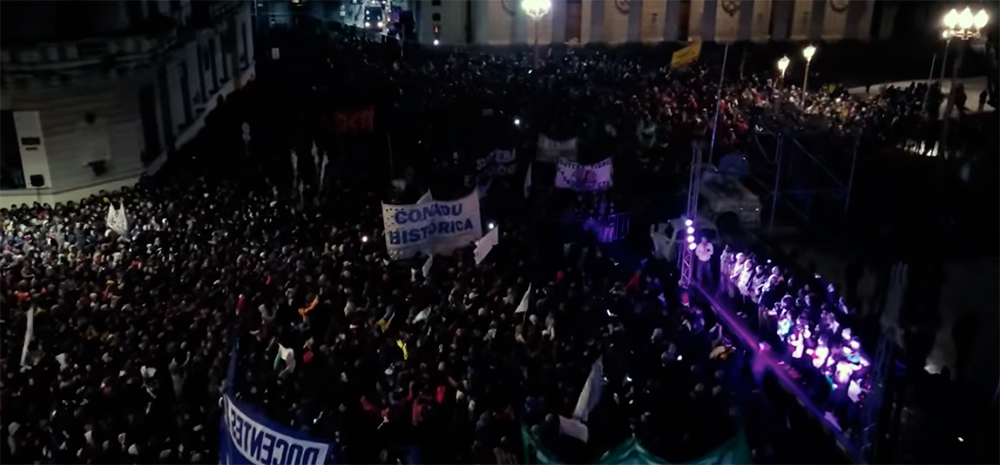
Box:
<box><xmin>939</xmin><ymin>7</ymin><xmax>989</xmax><ymax>157</ymax></box>
<box><xmin>775</xmin><ymin>56</ymin><xmax>790</xmax><ymax>105</ymax></box>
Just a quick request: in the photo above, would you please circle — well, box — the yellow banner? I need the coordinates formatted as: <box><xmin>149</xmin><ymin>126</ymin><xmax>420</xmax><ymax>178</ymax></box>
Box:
<box><xmin>670</xmin><ymin>41</ymin><xmax>703</xmax><ymax>69</ymax></box>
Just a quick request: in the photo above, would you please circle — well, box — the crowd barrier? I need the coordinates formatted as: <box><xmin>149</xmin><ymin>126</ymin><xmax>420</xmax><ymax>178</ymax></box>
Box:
<box><xmin>546</xmin><ymin>212</ymin><xmax>631</xmax><ymax>244</ymax></box>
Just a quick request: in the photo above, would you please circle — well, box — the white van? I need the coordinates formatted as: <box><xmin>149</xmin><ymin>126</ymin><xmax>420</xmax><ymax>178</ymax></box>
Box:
<box><xmin>700</xmin><ymin>167</ymin><xmax>762</xmax><ymax>231</ymax></box>
<box><xmin>650</xmin><ymin>216</ymin><xmax>719</xmax><ymax>262</ymax></box>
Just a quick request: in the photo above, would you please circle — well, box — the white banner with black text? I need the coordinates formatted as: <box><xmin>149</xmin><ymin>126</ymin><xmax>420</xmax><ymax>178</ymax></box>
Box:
<box><xmin>555</xmin><ymin>158</ymin><xmax>613</xmax><ymax>191</ymax></box>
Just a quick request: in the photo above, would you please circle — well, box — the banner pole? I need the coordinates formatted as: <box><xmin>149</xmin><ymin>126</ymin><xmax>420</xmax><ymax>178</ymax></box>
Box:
<box><xmin>387</xmin><ymin>132</ymin><xmax>395</xmax><ymax>177</ymax></box>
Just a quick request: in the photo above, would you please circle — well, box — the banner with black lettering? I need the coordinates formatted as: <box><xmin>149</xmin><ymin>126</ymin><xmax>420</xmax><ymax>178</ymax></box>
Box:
<box><xmin>555</xmin><ymin>158</ymin><xmax>613</xmax><ymax>191</ymax></box>
<box><xmin>537</xmin><ymin>135</ymin><xmax>578</xmax><ymax>164</ymax></box>
<box><xmin>381</xmin><ymin>190</ymin><xmax>483</xmax><ymax>259</ymax></box>
<box><xmin>220</xmin><ymin>394</ymin><xmax>334</xmax><ymax>465</ymax></box>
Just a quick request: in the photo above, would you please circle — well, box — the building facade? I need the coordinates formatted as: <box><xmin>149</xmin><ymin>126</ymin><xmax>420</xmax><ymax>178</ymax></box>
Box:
<box><xmin>353</xmin><ymin>0</ymin><xmax>895</xmax><ymax>46</ymax></box>
<box><xmin>0</xmin><ymin>0</ymin><xmax>256</xmax><ymax>206</ymax></box>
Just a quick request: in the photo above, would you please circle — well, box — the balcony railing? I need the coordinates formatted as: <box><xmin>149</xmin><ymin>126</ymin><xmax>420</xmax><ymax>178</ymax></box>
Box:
<box><xmin>0</xmin><ymin>30</ymin><xmax>178</xmax><ymax>76</ymax></box>
<box><xmin>0</xmin><ymin>1</ymin><xmax>246</xmax><ymax>77</ymax></box>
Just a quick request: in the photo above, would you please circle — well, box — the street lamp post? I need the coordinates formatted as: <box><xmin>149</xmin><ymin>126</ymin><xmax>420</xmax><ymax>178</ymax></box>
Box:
<box><xmin>940</xmin><ymin>7</ymin><xmax>989</xmax><ymax>157</ymax></box>
<box><xmin>775</xmin><ymin>56</ymin><xmax>790</xmax><ymax>106</ymax></box>
<box><xmin>940</xmin><ymin>29</ymin><xmax>952</xmax><ymax>82</ymax></box>
<box><xmin>801</xmin><ymin>45</ymin><xmax>816</xmax><ymax>109</ymax></box>
<box><xmin>521</xmin><ymin>0</ymin><xmax>552</xmax><ymax>67</ymax></box>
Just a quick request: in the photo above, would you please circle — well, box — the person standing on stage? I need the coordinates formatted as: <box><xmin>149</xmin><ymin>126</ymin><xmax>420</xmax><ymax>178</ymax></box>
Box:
<box><xmin>695</xmin><ymin>236</ymin><xmax>715</xmax><ymax>286</ymax></box>
<box><xmin>718</xmin><ymin>245</ymin><xmax>734</xmax><ymax>295</ymax></box>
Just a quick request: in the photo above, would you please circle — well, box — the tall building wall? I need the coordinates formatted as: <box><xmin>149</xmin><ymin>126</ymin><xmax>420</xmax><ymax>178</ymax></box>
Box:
<box><xmin>0</xmin><ymin>0</ymin><xmax>256</xmax><ymax>206</ymax></box>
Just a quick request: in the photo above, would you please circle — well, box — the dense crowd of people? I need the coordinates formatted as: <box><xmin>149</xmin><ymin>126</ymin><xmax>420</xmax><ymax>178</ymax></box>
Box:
<box><xmin>6</xmin><ymin>23</ymin><xmax>989</xmax><ymax>465</ymax></box>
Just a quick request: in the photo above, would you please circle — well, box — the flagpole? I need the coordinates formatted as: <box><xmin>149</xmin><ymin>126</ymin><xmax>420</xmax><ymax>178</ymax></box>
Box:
<box><xmin>387</xmin><ymin>133</ymin><xmax>395</xmax><ymax>177</ymax></box>
<box><xmin>707</xmin><ymin>43</ymin><xmax>730</xmax><ymax>167</ymax></box>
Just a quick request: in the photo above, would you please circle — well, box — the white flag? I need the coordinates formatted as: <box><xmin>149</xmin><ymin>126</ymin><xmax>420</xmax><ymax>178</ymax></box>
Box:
<box><xmin>20</xmin><ymin>307</ymin><xmax>35</xmax><ymax>368</ymax></box>
<box><xmin>573</xmin><ymin>356</ymin><xmax>604</xmax><ymax>422</ymax></box>
<box><xmin>311</xmin><ymin>140</ymin><xmax>320</xmax><ymax>171</ymax></box>
<box><xmin>117</xmin><ymin>205</ymin><xmax>129</xmax><ymax>236</ymax></box>
<box><xmin>417</xmin><ymin>190</ymin><xmax>433</xmax><ymax>204</ymax></box>
<box><xmin>421</xmin><ymin>254</ymin><xmax>433</xmax><ymax>277</ymax></box>
<box><xmin>413</xmin><ymin>307</ymin><xmax>431</xmax><ymax>324</ymax></box>
<box><xmin>515</xmin><ymin>283</ymin><xmax>532</xmax><ymax>314</ymax></box>
<box><xmin>524</xmin><ymin>162</ymin><xmax>533</xmax><ymax>199</ymax></box>
<box><xmin>319</xmin><ymin>153</ymin><xmax>329</xmax><ymax>192</ymax></box>
<box><xmin>276</xmin><ymin>344</ymin><xmax>296</xmax><ymax>373</ymax></box>
<box><xmin>106</xmin><ymin>204</ymin><xmax>118</xmax><ymax>231</ymax></box>
<box><xmin>558</xmin><ymin>416</ymin><xmax>589</xmax><ymax>443</ymax></box>
<box><xmin>474</xmin><ymin>227</ymin><xmax>500</xmax><ymax>265</ymax></box>
<box><xmin>106</xmin><ymin>203</ymin><xmax>128</xmax><ymax>236</ymax></box>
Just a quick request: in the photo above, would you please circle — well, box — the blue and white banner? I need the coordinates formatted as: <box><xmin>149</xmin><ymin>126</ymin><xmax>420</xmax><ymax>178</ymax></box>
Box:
<box><xmin>381</xmin><ymin>190</ymin><xmax>483</xmax><ymax>259</ymax></box>
<box><xmin>475</xmin><ymin>148</ymin><xmax>518</xmax><ymax>176</ymax></box>
<box><xmin>220</xmin><ymin>394</ymin><xmax>333</xmax><ymax>465</ymax></box>
<box><xmin>555</xmin><ymin>158</ymin><xmax>613</xmax><ymax>191</ymax></box>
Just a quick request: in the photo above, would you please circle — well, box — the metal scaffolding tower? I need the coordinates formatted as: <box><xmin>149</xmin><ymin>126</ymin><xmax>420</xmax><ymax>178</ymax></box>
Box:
<box><xmin>679</xmin><ymin>44</ymin><xmax>728</xmax><ymax>289</ymax></box>
<box><xmin>861</xmin><ymin>262</ymin><xmax>907</xmax><ymax>461</ymax></box>
<box><xmin>679</xmin><ymin>141</ymin><xmax>703</xmax><ymax>288</ymax></box>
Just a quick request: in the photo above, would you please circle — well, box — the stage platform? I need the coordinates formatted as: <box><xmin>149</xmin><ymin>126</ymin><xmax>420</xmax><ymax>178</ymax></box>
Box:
<box><xmin>690</xmin><ymin>283</ymin><xmax>867</xmax><ymax>464</ymax></box>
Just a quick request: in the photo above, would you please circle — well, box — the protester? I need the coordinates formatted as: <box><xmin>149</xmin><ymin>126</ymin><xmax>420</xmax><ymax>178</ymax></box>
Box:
<box><xmin>5</xmin><ymin>27</ymin><xmax>946</xmax><ymax>465</ymax></box>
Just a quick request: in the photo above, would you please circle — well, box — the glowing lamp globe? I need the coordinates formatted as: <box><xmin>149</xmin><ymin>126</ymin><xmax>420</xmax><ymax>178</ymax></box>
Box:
<box><xmin>802</xmin><ymin>45</ymin><xmax>816</xmax><ymax>62</ymax></box>
<box><xmin>974</xmin><ymin>9</ymin><xmax>989</xmax><ymax>29</ymax></box>
<box><xmin>777</xmin><ymin>56</ymin><xmax>790</xmax><ymax>73</ymax></box>
<box><xmin>943</xmin><ymin>9</ymin><xmax>959</xmax><ymax>28</ymax></box>
<box><xmin>958</xmin><ymin>7</ymin><xmax>974</xmax><ymax>29</ymax></box>
<box><xmin>521</xmin><ymin>0</ymin><xmax>552</xmax><ymax>19</ymax></box>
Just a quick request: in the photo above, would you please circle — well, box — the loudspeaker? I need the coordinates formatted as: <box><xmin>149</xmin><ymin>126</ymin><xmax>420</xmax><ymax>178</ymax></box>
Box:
<box><xmin>29</xmin><ymin>175</ymin><xmax>45</xmax><ymax>187</ymax></box>
<box><xmin>88</xmin><ymin>160</ymin><xmax>107</xmax><ymax>176</ymax></box>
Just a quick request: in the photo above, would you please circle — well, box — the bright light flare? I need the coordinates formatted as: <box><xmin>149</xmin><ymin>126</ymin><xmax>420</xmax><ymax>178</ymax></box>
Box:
<box><xmin>521</xmin><ymin>0</ymin><xmax>552</xmax><ymax>18</ymax></box>
<box><xmin>361</xmin><ymin>235</ymin><xmax>369</xmax><ymax>243</ymax></box>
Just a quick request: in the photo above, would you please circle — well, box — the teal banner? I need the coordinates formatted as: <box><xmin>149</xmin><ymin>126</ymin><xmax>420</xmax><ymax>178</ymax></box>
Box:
<box><xmin>522</xmin><ymin>426</ymin><xmax>752</xmax><ymax>465</ymax></box>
